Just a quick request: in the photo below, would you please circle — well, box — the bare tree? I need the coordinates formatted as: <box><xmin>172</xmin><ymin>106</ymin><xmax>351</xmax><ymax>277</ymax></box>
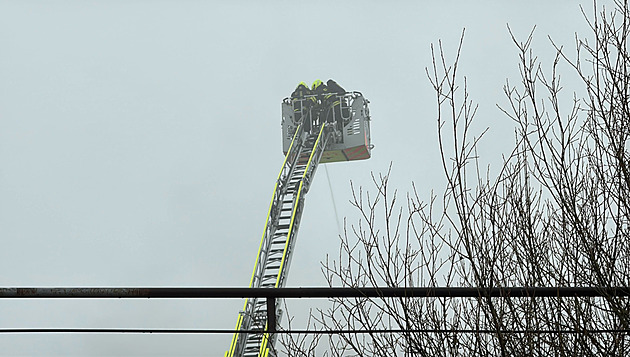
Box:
<box><xmin>280</xmin><ymin>2</ymin><xmax>630</xmax><ymax>356</ymax></box>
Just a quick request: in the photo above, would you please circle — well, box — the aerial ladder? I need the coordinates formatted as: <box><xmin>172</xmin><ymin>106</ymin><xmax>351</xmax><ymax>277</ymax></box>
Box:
<box><xmin>226</xmin><ymin>88</ymin><xmax>372</xmax><ymax>357</ymax></box>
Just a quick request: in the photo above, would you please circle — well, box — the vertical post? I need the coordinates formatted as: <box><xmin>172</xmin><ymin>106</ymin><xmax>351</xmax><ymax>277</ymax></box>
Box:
<box><xmin>266</xmin><ymin>297</ymin><xmax>276</xmax><ymax>333</ymax></box>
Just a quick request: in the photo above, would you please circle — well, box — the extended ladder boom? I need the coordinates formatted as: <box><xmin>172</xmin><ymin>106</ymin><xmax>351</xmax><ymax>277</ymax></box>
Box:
<box><xmin>226</xmin><ymin>123</ymin><xmax>334</xmax><ymax>357</ymax></box>
<box><xmin>226</xmin><ymin>88</ymin><xmax>372</xmax><ymax>357</ymax></box>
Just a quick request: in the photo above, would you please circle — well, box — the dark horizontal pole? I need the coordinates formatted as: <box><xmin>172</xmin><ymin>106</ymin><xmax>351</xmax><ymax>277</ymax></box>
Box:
<box><xmin>0</xmin><ymin>287</ymin><xmax>629</xmax><ymax>299</ymax></box>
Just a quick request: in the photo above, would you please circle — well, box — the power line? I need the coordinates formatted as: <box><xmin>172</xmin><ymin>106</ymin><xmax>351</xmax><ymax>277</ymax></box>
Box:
<box><xmin>1</xmin><ymin>328</ymin><xmax>628</xmax><ymax>335</ymax></box>
<box><xmin>1</xmin><ymin>287</ymin><xmax>629</xmax><ymax>299</ymax></box>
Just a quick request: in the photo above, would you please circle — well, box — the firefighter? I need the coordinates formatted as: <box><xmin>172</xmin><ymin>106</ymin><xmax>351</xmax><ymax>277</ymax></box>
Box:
<box><xmin>310</xmin><ymin>79</ymin><xmax>327</xmax><ymax>128</ymax></box>
<box><xmin>325</xmin><ymin>79</ymin><xmax>345</xmax><ymax>95</ymax></box>
<box><xmin>323</xmin><ymin>79</ymin><xmax>347</xmax><ymax>126</ymax></box>
<box><xmin>311</xmin><ymin>79</ymin><xmax>326</xmax><ymax>96</ymax></box>
<box><xmin>291</xmin><ymin>82</ymin><xmax>311</xmax><ymax>131</ymax></box>
<box><xmin>291</xmin><ymin>82</ymin><xmax>310</xmax><ymax>98</ymax></box>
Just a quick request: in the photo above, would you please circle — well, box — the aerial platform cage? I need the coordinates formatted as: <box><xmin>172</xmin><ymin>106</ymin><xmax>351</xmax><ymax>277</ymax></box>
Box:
<box><xmin>282</xmin><ymin>91</ymin><xmax>373</xmax><ymax>163</ymax></box>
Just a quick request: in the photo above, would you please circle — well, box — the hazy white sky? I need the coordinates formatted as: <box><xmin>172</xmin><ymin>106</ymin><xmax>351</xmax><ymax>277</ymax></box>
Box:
<box><xmin>0</xmin><ymin>1</ymin><xmax>595</xmax><ymax>355</ymax></box>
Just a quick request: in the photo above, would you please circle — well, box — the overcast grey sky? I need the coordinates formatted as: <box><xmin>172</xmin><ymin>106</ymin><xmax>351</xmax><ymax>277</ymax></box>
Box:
<box><xmin>0</xmin><ymin>1</ymin><xmax>594</xmax><ymax>355</ymax></box>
